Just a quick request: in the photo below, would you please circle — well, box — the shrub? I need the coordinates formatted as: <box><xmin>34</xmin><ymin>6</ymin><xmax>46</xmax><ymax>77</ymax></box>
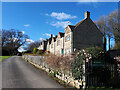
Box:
<box><xmin>36</xmin><ymin>50</ymin><xmax>44</xmax><ymax>54</ymax></box>
<box><xmin>61</xmin><ymin>80</ymin><xmax>66</xmax><ymax>84</ymax></box>
<box><xmin>45</xmin><ymin>54</ymin><xmax>61</xmax><ymax>69</ymax></box>
<box><xmin>87</xmin><ymin>86</ymin><xmax>95</xmax><ymax>90</ymax></box>
<box><xmin>50</xmin><ymin>72</ymin><xmax>55</xmax><ymax>77</ymax></box>
<box><xmin>45</xmin><ymin>54</ymin><xmax>74</xmax><ymax>72</ymax></box>
<box><xmin>71</xmin><ymin>46</ymin><xmax>104</xmax><ymax>80</ymax></box>
<box><xmin>22</xmin><ymin>52</ymin><xmax>25</xmax><ymax>55</ymax></box>
<box><xmin>71</xmin><ymin>55</ymin><xmax>84</xmax><ymax>80</ymax></box>
<box><xmin>54</xmin><ymin>70</ymin><xmax>58</xmax><ymax>75</ymax></box>
<box><xmin>49</xmin><ymin>70</ymin><xmax>58</xmax><ymax>77</ymax></box>
<box><xmin>85</xmin><ymin>46</ymin><xmax>104</xmax><ymax>59</ymax></box>
<box><xmin>33</xmin><ymin>48</ymin><xmax>38</xmax><ymax>54</ymax></box>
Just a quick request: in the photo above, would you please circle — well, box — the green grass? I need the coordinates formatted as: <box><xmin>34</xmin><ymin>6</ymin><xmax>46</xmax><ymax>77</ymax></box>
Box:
<box><xmin>0</xmin><ymin>56</ymin><xmax>11</xmax><ymax>61</ymax></box>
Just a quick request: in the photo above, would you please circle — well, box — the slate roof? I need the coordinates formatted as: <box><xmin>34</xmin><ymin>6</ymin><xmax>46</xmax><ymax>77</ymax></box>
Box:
<box><xmin>68</xmin><ymin>25</ymin><xmax>75</xmax><ymax>31</ymax></box>
<box><xmin>48</xmin><ymin>37</ymin><xmax>52</xmax><ymax>44</ymax></box>
<box><xmin>54</xmin><ymin>35</ymin><xmax>58</xmax><ymax>42</ymax></box>
<box><xmin>59</xmin><ymin>32</ymin><xmax>64</xmax><ymax>38</ymax></box>
<box><xmin>75</xmin><ymin>19</ymin><xmax>86</xmax><ymax>27</ymax></box>
<box><xmin>68</xmin><ymin>18</ymin><xmax>86</xmax><ymax>30</ymax></box>
<box><xmin>53</xmin><ymin>37</ymin><xmax>57</xmax><ymax>42</ymax></box>
<box><xmin>53</xmin><ymin>37</ymin><xmax>55</xmax><ymax>42</ymax></box>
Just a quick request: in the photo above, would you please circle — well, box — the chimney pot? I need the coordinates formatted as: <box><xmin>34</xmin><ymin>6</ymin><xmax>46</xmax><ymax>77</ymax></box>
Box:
<box><xmin>85</xmin><ymin>11</ymin><xmax>90</xmax><ymax>19</ymax></box>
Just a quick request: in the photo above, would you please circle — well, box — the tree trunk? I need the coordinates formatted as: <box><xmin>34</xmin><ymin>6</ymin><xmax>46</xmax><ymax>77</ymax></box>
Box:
<box><xmin>115</xmin><ymin>40</ymin><xmax>118</xmax><ymax>49</ymax></box>
<box><xmin>104</xmin><ymin>32</ymin><xmax>106</xmax><ymax>51</ymax></box>
<box><xmin>108</xmin><ymin>37</ymin><xmax>111</xmax><ymax>50</ymax></box>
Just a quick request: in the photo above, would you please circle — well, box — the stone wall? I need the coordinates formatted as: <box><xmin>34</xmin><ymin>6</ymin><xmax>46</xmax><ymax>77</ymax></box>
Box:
<box><xmin>22</xmin><ymin>55</ymin><xmax>85</xmax><ymax>89</ymax></box>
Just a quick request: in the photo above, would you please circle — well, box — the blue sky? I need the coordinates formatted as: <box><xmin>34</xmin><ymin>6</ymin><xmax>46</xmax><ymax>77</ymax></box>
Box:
<box><xmin>2</xmin><ymin>2</ymin><xmax>118</xmax><ymax>50</ymax></box>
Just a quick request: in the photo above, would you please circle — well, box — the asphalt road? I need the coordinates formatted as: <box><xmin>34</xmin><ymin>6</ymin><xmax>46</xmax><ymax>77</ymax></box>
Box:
<box><xmin>2</xmin><ymin>56</ymin><xmax>64</xmax><ymax>88</ymax></box>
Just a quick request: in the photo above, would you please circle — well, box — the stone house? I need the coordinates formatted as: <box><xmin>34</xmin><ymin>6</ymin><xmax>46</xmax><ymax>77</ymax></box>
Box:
<box><xmin>38</xmin><ymin>11</ymin><xmax>103</xmax><ymax>56</ymax></box>
<box><xmin>55</xmin><ymin>32</ymin><xmax>64</xmax><ymax>55</ymax></box>
<box><xmin>49</xmin><ymin>35</ymin><xmax>57</xmax><ymax>54</ymax></box>
<box><xmin>46</xmin><ymin>36</ymin><xmax>52</xmax><ymax>52</ymax></box>
<box><xmin>38</xmin><ymin>40</ymin><xmax>47</xmax><ymax>51</ymax></box>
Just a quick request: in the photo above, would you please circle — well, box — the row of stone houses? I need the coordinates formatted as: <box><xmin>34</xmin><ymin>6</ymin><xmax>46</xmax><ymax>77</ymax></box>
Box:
<box><xmin>38</xmin><ymin>11</ymin><xmax>103</xmax><ymax>56</ymax></box>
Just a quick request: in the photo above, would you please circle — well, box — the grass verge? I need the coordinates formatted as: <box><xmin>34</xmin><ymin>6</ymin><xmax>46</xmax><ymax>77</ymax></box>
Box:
<box><xmin>0</xmin><ymin>56</ymin><xmax>11</xmax><ymax>62</ymax></box>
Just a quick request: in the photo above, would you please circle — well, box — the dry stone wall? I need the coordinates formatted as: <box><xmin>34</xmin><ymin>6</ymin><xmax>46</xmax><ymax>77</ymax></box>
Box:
<box><xmin>22</xmin><ymin>55</ymin><xmax>85</xmax><ymax>89</ymax></box>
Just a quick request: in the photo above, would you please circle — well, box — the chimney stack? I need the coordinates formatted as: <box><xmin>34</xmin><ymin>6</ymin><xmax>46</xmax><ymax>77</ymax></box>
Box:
<box><xmin>55</xmin><ymin>35</ymin><xmax>57</xmax><ymax>38</ymax></box>
<box><xmin>51</xmin><ymin>34</ymin><xmax>53</xmax><ymax>38</ymax></box>
<box><xmin>85</xmin><ymin>11</ymin><xmax>90</xmax><ymax>19</ymax></box>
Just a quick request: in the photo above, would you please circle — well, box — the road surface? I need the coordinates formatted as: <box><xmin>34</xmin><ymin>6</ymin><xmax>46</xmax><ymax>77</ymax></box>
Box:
<box><xmin>2</xmin><ymin>56</ymin><xmax>64</xmax><ymax>88</ymax></box>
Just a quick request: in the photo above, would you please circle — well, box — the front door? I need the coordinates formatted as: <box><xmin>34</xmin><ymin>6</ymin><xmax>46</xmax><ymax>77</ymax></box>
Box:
<box><xmin>62</xmin><ymin>49</ymin><xmax>64</xmax><ymax>55</ymax></box>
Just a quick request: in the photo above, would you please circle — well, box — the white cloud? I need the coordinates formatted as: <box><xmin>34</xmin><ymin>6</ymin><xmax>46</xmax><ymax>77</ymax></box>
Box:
<box><xmin>24</xmin><ymin>24</ymin><xmax>30</xmax><ymax>27</ymax></box>
<box><xmin>43</xmin><ymin>33</ymin><xmax>55</xmax><ymax>37</ymax></box>
<box><xmin>21</xmin><ymin>31</ymin><xmax>25</xmax><ymax>34</ymax></box>
<box><xmin>46</xmin><ymin>12</ymin><xmax>77</xmax><ymax>20</ymax></box>
<box><xmin>25</xmin><ymin>39</ymin><xmax>34</xmax><ymax>43</ymax></box>
<box><xmin>51</xmin><ymin>21</ymin><xmax>71</xmax><ymax>28</ymax></box>
<box><xmin>40</xmin><ymin>38</ymin><xmax>43</xmax><ymax>41</ymax></box>
<box><xmin>18</xmin><ymin>47</ymin><xmax>27</xmax><ymax>52</ymax></box>
<box><xmin>43</xmin><ymin>33</ymin><xmax>51</xmax><ymax>37</ymax></box>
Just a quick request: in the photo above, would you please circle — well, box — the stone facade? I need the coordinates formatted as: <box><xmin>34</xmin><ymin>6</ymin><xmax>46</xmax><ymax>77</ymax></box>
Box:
<box><xmin>38</xmin><ymin>11</ymin><xmax>103</xmax><ymax>56</ymax></box>
<box><xmin>55</xmin><ymin>32</ymin><xmax>64</xmax><ymax>55</ymax></box>
<box><xmin>49</xmin><ymin>36</ymin><xmax>56</xmax><ymax>54</ymax></box>
<box><xmin>38</xmin><ymin>40</ymin><xmax>47</xmax><ymax>51</ymax></box>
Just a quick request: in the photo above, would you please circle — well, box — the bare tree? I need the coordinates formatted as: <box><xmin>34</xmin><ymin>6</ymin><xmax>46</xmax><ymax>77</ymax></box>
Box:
<box><xmin>96</xmin><ymin>15</ymin><xmax>107</xmax><ymax>51</ymax></box>
<box><xmin>96</xmin><ymin>10</ymin><xmax>120</xmax><ymax>50</ymax></box>
<box><xmin>107</xmin><ymin>10</ymin><xmax>120</xmax><ymax>49</ymax></box>
<box><xmin>2</xmin><ymin>29</ymin><xmax>29</xmax><ymax>55</ymax></box>
<box><xmin>27</xmin><ymin>40</ymin><xmax>42</xmax><ymax>52</ymax></box>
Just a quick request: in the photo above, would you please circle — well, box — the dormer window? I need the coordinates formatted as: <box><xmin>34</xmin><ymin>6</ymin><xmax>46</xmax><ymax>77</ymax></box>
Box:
<box><xmin>65</xmin><ymin>35</ymin><xmax>70</xmax><ymax>42</ymax></box>
<box><xmin>65</xmin><ymin>27</ymin><xmax>70</xmax><ymax>34</ymax></box>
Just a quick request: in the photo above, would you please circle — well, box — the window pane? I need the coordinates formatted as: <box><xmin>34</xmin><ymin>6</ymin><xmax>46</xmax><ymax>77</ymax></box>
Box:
<box><xmin>65</xmin><ymin>35</ymin><xmax>70</xmax><ymax>42</ymax></box>
<box><xmin>57</xmin><ymin>40</ymin><xmax>60</xmax><ymax>46</ymax></box>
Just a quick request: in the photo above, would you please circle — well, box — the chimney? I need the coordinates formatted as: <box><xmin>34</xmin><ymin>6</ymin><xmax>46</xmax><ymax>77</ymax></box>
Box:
<box><xmin>51</xmin><ymin>34</ymin><xmax>53</xmax><ymax>38</ymax></box>
<box><xmin>55</xmin><ymin>35</ymin><xmax>57</xmax><ymax>38</ymax></box>
<box><xmin>85</xmin><ymin>11</ymin><xmax>90</xmax><ymax>19</ymax></box>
